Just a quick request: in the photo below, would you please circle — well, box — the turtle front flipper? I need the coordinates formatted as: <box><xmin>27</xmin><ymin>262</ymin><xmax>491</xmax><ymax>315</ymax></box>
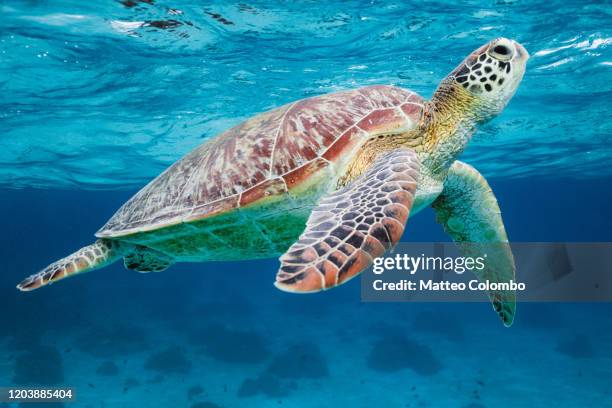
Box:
<box><xmin>276</xmin><ymin>148</ymin><xmax>420</xmax><ymax>292</ymax></box>
<box><xmin>17</xmin><ymin>239</ymin><xmax>122</xmax><ymax>291</ymax></box>
<box><xmin>432</xmin><ymin>161</ymin><xmax>516</xmax><ymax>327</ymax></box>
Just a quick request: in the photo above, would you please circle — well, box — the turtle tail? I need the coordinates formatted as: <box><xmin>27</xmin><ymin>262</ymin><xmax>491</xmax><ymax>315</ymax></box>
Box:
<box><xmin>17</xmin><ymin>239</ymin><xmax>122</xmax><ymax>291</ymax></box>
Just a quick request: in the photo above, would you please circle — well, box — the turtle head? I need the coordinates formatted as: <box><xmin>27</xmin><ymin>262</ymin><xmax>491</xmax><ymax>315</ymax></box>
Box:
<box><xmin>447</xmin><ymin>37</ymin><xmax>529</xmax><ymax>121</ymax></box>
<box><xmin>424</xmin><ymin>38</ymin><xmax>528</xmax><ymax>171</ymax></box>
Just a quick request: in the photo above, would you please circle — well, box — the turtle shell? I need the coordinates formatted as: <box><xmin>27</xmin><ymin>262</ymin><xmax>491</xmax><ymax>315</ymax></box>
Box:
<box><xmin>96</xmin><ymin>85</ymin><xmax>424</xmax><ymax>238</ymax></box>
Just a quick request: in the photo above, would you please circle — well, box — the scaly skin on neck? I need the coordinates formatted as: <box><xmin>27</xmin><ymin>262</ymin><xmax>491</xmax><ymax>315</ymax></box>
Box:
<box><xmin>338</xmin><ymin>81</ymin><xmax>484</xmax><ymax>190</ymax></box>
<box><xmin>420</xmin><ymin>79</ymin><xmax>481</xmax><ymax>181</ymax></box>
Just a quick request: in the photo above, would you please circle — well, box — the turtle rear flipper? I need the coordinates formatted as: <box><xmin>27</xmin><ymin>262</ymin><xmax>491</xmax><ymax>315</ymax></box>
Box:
<box><xmin>123</xmin><ymin>246</ymin><xmax>173</xmax><ymax>273</ymax></box>
<box><xmin>17</xmin><ymin>239</ymin><xmax>122</xmax><ymax>291</ymax></box>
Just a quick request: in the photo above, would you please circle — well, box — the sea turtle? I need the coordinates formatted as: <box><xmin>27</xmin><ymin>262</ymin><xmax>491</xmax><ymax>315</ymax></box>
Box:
<box><xmin>17</xmin><ymin>38</ymin><xmax>528</xmax><ymax>326</ymax></box>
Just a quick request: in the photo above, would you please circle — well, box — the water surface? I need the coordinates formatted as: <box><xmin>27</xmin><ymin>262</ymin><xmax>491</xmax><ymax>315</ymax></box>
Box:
<box><xmin>1</xmin><ymin>0</ymin><xmax>610</xmax><ymax>188</ymax></box>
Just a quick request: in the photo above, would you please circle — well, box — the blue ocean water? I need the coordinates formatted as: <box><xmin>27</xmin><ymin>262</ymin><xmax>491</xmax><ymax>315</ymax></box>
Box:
<box><xmin>1</xmin><ymin>1</ymin><xmax>611</xmax><ymax>407</ymax></box>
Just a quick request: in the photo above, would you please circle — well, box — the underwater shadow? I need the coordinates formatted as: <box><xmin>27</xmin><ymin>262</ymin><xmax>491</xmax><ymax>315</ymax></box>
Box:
<box><xmin>74</xmin><ymin>322</ymin><xmax>150</xmax><ymax>358</ymax></box>
<box><xmin>366</xmin><ymin>333</ymin><xmax>443</xmax><ymax>376</ymax></box>
<box><xmin>555</xmin><ymin>334</ymin><xmax>596</xmax><ymax>359</ymax></box>
<box><xmin>12</xmin><ymin>345</ymin><xmax>65</xmax><ymax>386</ymax></box>
<box><xmin>237</xmin><ymin>341</ymin><xmax>329</xmax><ymax>399</ymax></box>
<box><xmin>144</xmin><ymin>346</ymin><xmax>192</xmax><ymax>374</ymax></box>
<box><xmin>189</xmin><ymin>323</ymin><xmax>270</xmax><ymax>364</ymax></box>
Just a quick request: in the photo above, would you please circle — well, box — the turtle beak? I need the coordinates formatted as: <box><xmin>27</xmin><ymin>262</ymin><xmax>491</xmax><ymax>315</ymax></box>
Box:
<box><xmin>513</xmin><ymin>40</ymin><xmax>529</xmax><ymax>62</ymax></box>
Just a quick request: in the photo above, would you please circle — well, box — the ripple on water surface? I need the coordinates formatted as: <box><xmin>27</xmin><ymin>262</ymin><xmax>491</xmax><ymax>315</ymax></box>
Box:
<box><xmin>1</xmin><ymin>0</ymin><xmax>610</xmax><ymax>189</ymax></box>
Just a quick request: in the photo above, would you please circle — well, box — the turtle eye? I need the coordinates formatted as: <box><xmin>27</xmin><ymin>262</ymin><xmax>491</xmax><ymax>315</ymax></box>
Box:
<box><xmin>489</xmin><ymin>39</ymin><xmax>515</xmax><ymax>61</ymax></box>
<box><xmin>493</xmin><ymin>45</ymin><xmax>510</xmax><ymax>56</ymax></box>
